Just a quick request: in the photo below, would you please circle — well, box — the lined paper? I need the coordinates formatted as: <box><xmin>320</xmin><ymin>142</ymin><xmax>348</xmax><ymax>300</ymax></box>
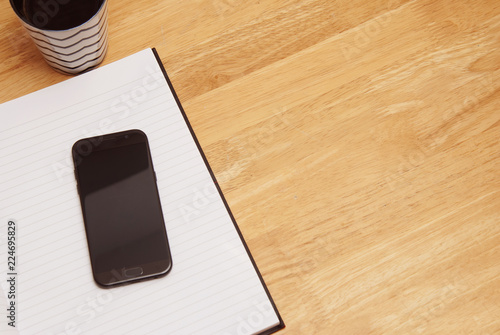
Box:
<box><xmin>0</xmin><ymin>49</ymin><xmax>281</xmax><ymax>335</ymax></box>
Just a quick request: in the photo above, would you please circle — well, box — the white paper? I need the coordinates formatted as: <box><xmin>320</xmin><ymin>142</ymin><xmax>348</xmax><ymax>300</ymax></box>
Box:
<box><xmin>0</xmin><ymin>49</ymin><xmax>280</xmax><ymax>335</ymax></box>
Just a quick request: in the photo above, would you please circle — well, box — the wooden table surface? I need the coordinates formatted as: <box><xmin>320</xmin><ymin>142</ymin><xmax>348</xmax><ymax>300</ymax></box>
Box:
<box><xmin>1</xmin><ymin>0</ymin><xmax>499</xmax><ymax>334</ymax></box>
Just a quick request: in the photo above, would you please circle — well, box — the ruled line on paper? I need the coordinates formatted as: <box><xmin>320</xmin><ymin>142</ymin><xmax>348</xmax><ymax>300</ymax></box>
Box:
<box><xmin>124</xmin><ymin>282</ymin><xmax>264</xmax><ymax>335</ymax></box>
<box><xmin>0</xmin><ymin>73</ymin><xmax>166</xmax><ymax>139</ymax></box>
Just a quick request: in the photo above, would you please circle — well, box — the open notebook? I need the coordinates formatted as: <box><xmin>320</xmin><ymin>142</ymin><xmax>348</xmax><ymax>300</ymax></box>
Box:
<box><xmin>0</xmin><ymin>49</ymin><xmax>284</xmax><ymax>335</ymax></box>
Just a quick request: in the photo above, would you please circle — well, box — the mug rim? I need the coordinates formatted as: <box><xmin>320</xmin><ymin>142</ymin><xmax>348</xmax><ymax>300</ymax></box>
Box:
<box><xmin>9</xmin><ymin>0</ymin><xmax>106</xmax><ymax>33</ymax></box>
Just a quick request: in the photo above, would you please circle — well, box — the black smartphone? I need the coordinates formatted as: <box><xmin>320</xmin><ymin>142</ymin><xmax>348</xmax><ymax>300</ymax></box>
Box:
<box><xmin>72</xmin><ymin>129</ymin><xmax>172</xmax><ymax>287</ymax></box>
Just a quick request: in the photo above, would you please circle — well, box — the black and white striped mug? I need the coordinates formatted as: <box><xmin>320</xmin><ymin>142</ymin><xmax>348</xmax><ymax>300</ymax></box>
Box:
<box><xmin>10</xmin><ymin>0</ymin><xmax>109</xmax><ymax>74</ymax></box>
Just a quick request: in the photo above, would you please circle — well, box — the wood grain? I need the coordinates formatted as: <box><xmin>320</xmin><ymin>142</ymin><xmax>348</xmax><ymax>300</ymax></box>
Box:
<box><xmin>1</xmin><ymin>0</ymin><xmax>499</xmax><ymax>334</ymax></box>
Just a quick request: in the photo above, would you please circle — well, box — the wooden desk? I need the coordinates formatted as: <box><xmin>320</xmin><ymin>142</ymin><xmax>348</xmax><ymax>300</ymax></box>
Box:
<box><xmin>1</xmin><ymin>0</ymin><xmax>499</xmax><ymax>333</ymax></box>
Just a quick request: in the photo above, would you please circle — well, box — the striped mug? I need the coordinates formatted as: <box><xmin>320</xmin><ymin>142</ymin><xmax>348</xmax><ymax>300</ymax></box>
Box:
<box><xmin>10</xmin><ymin>0</ymin><xmax>109</xmax><ymax>74</ymax></box>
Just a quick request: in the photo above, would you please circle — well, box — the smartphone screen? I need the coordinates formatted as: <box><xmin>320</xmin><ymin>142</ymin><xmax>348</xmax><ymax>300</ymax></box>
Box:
<box><xmin>72</xmin><ymin>129</ymin><xmax>172</xmax><ymax>287</ymax></box>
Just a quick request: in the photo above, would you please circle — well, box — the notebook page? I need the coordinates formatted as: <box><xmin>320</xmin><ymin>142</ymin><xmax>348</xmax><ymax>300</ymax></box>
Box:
<box><xmin>0</xmin><ymin>49</ymin><xmax>281</xmax><ymax>335</ymax></box>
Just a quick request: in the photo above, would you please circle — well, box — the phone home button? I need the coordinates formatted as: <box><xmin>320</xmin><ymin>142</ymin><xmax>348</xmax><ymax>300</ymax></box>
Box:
<box><xmin>123</xmin><ymin>267</ymin><xmax>143</xmax><ymax>278</ymax></box>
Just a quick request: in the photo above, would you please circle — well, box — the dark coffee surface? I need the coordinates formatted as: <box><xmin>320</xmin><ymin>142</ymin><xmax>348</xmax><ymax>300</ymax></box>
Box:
<box><xmin>21</xmin><ymin>0</ymin><xmax>103</xmax><ymax>30</ymax></box>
